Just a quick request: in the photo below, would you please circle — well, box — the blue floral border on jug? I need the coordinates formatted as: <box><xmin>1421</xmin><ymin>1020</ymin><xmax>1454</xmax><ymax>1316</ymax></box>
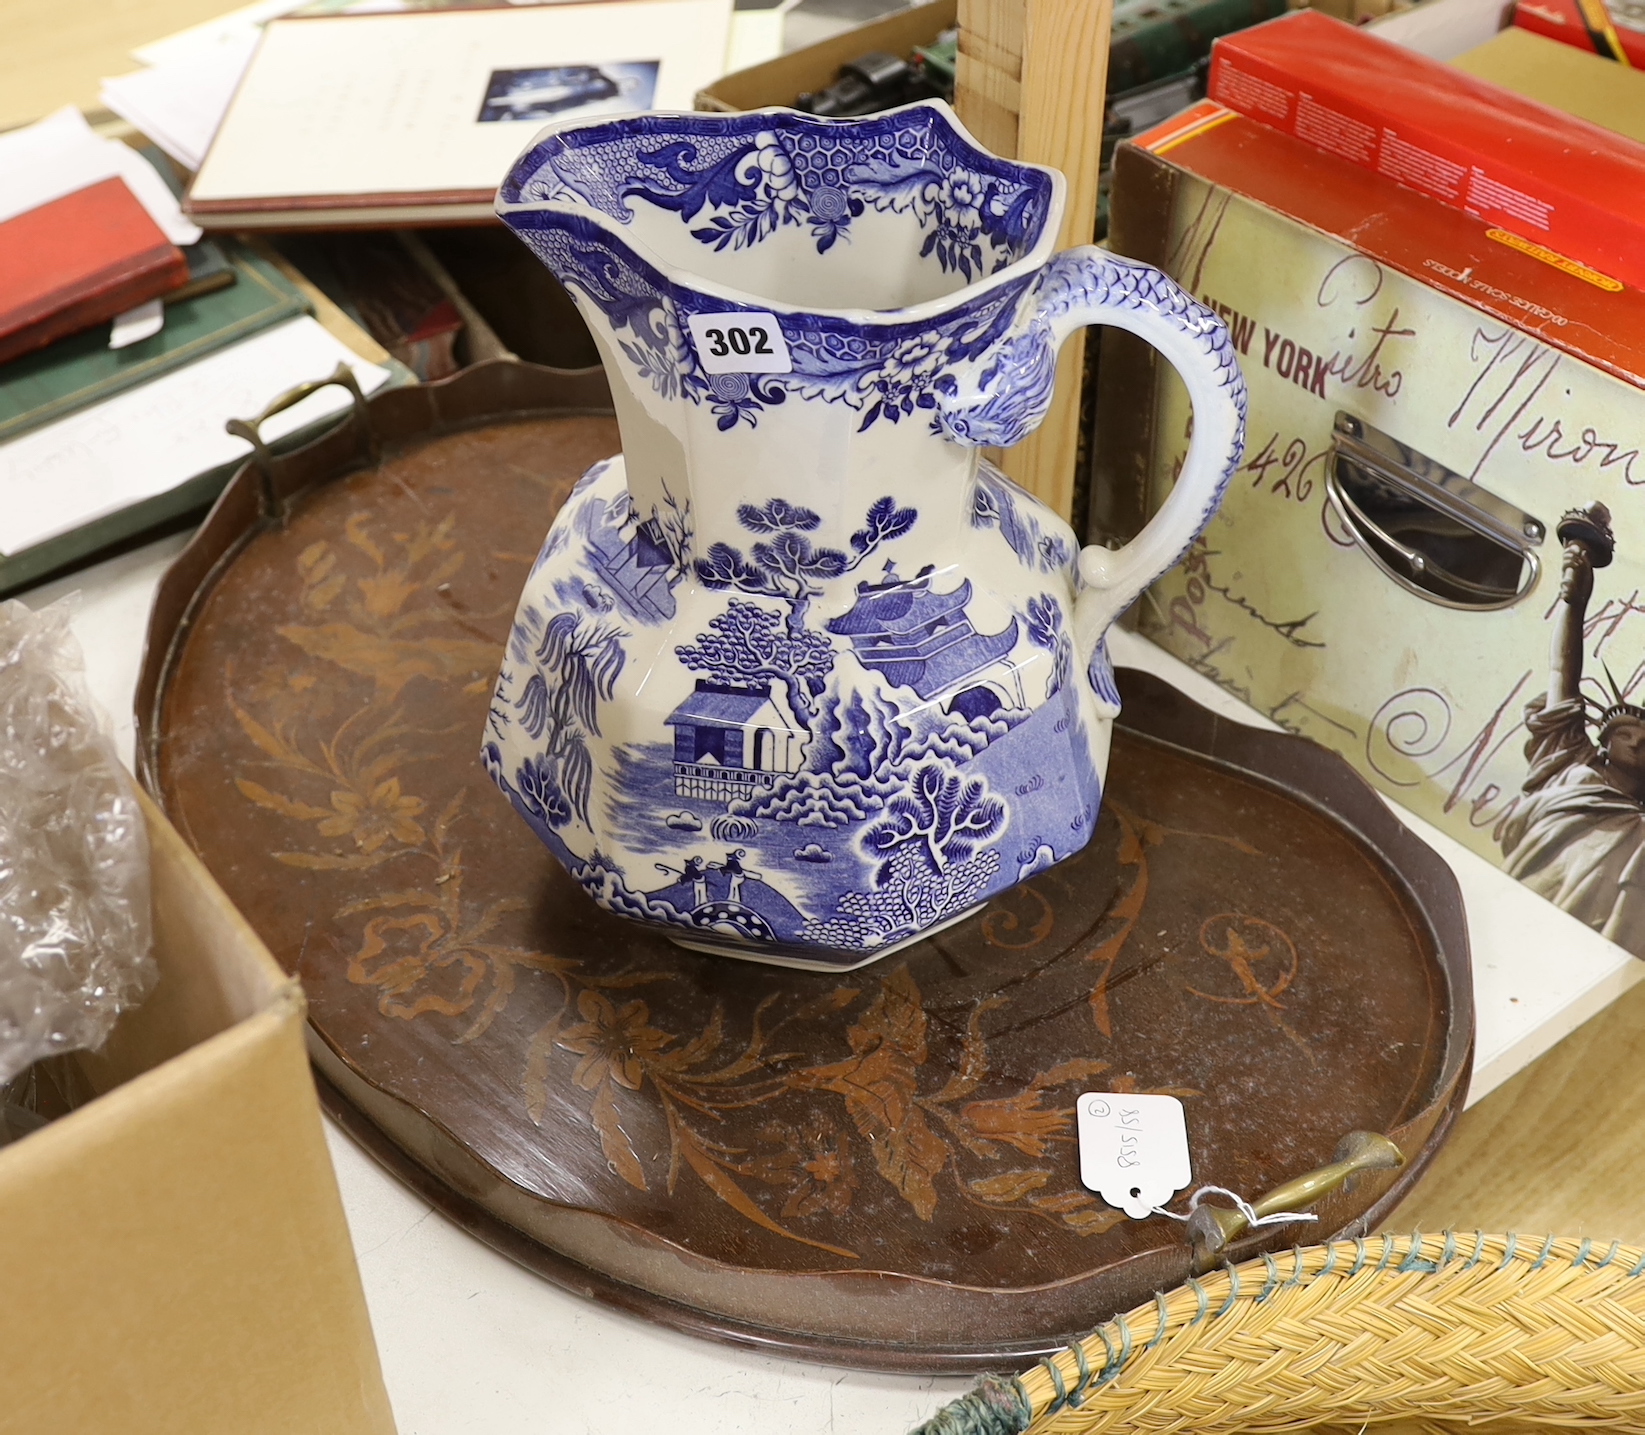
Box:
<box><xmin>505</xmin><ymin>210</ymin><xmax>1038</xmax><ymax>435</ymax></box>
<box><xmin>500</xmin><ymin>104</ymin><xmax>1053</xmax><ymax>280</ymax></box>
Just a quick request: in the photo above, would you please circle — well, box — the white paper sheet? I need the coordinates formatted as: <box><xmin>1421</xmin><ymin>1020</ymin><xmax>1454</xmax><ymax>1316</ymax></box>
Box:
<box><xmin>189</xmin><ymin>0</ymin><xmax>733</xmax><ymax>204</ymax></box>
<box><xmin>102</xmin><ymin>33</ymin><xmax>261</xmax><ymax>172</ymax></box>
<box><xmin>0</xmin><ymin>107</ymin><xmax>201</xmax><ymax>244</ymax></box>
<box><xmin>723</xmin><ymin>0</ymin><xmax>801</xmax><ymax>73</ymax></box>
<box><xmin>0</xmin><ymin>318</ymin><xmax>389</xmax><ymax>556</ymax></box>
<box><xmin>131</xmin><ymin>0</ymin><xmax>304</xmax><ymax>68</ymax></box>
<box><xmin>108</xmin><ymin>299</ymin><xmax>166</xmax><ymax>350</ymax></box>
<box><xmin>1370</xmin><ymin>0</ymin><xmax>1513</xmax><ymax>59</ymax></box>
<box><xmin>105</xmin><ymin>0</ymin><xmax>305</xmax><ymax>172</ymax></box>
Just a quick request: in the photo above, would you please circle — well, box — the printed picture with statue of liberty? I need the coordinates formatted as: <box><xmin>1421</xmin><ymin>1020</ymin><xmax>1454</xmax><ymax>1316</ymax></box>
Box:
<box><xmin>1500</xmin><ymin>502</ymin><xmax>1645</xmax><ymax>955</ymax></box>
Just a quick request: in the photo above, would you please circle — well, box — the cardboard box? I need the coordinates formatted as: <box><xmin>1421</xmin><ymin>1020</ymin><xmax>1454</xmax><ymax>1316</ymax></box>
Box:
<box><xmin>695</xmin><ymin>0</ymin><xmax>956</xmax><ymax>111</ymax></box>
<box><xmin>1512</xmin><ymin>0</ymin><xmax>1645</xmax><ymax>65</ymax></box>
<box><xmin>1451</xmin><ymin>25</ymin><xmax>1645</xmax><ymax>143</ymax></box>
<box><xmin>1094</xmin><ymin>101</ymin><xmax>1645</xmax><ymax>959</ymax></box>
<box><xmin>0</xmin><ymin>792</ymin><xmax>395</xmax><ymax>1435</ymax></box>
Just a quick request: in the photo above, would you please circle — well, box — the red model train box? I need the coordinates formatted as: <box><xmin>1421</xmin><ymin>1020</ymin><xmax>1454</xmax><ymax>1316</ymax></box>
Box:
<box><xmin>1205</xmin><ymin>10</ymin><xmax>1645</xmax><ymax>293</ymax></box>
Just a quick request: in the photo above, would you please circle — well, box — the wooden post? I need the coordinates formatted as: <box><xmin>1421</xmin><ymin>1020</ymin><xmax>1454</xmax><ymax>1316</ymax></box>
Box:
<box><xmin>955</xmin><ymin>0</ymin><xmax>1113</xmax><ymax>522</ymax></box>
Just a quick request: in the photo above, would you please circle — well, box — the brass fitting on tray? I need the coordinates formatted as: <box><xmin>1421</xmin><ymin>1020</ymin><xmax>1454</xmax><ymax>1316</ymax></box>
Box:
<box><xmin>1188</xmin><ymin>1131</ymin><xmax>1405</xmax><ymax>1273</ymax></box>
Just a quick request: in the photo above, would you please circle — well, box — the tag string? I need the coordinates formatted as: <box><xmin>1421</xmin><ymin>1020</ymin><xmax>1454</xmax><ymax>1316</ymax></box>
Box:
<box><xmin>1150</xmin><ymin>1184</ymin><xmax>1319</xmax><ymax>1229</ymax></box>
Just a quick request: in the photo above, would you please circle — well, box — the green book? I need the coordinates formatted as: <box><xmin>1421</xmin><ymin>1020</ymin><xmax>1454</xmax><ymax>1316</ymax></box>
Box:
<box><xmin>0</xmin><ymin>246</ymin><xmax>310</xmax><ymax>445</ymax></box>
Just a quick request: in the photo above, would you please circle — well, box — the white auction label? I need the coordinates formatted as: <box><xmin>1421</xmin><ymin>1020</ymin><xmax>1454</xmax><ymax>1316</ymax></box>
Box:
<box><xmin>1077</xmin><ymin>1093</ymin><xmax>1192</xmax><ymax>1219</ymax></box>
<box><xmin>685</xmin><ymin>311</ymin><xmax>793</xmax><ymax>374</ymax></box>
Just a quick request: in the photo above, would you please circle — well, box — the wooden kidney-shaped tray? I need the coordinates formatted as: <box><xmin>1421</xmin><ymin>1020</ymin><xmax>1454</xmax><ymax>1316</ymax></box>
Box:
<box><xmin>136</xmin><ymin>360</ymin><xmax>1472</xmax><ymax>1372</ymax></box>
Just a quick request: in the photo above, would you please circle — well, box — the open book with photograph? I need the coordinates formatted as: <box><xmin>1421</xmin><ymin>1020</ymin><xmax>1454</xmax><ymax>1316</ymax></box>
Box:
<box><xmin>185</xmin><ymin>0</ymin><xmax>732</xmax><ymax>228</ymax></box>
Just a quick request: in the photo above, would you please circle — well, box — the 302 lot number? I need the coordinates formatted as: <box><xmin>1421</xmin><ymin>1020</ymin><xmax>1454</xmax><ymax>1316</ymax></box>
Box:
<box><xmin>685</xmin><ymin>311</ymin><xmax>793</xmax><ymax>374</ymax></box>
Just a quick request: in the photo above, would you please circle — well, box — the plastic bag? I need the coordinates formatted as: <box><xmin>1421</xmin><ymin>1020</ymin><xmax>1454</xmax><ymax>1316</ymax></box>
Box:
<box><xmin>0</xmin><ymin>597</ymin><xmax>154</xmax><ymax>1090</ymax></box>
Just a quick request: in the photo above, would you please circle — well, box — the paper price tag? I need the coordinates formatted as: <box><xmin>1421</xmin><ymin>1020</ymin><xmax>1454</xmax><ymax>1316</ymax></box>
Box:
<box><xmin>1077</xmin><ymin>1093</ymin><xmax>1192</xmax><ymax>1219</ymax></box>
<box><xmin>685</xmin><ymin>311</ymin><xmax>792</xmax><ymax>374</ymax></box>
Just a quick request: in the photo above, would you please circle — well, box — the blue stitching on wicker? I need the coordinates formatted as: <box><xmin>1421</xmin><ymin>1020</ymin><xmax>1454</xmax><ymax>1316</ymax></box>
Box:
<box><xmin>1256</xmin><ymin>1252</ymin><xmax>1281</xmax><ymax>1303</ymax></box>
<box><xmin>1530</xmin><ymin>1235</ymin><xmax>1557</xmax><ymax>1272</ymax></box>
<box><xmin>1596</xmin><ymin>1240</ymin><xmax>1622</xmax><ymax>1271</ymax></box>
<box><xmin>1094</xmin><ymin>1325</ymin><xmax>1118</xmax><ymax>1399</ymax></box>
<box><xmin>1572</xmin><ymin>1238</ymin><xmax>1592</xmax><ymax>1269</ymax></box>
<box><xmin>1318</xmin><ymin>1242</ymin><xmax>1340</xmax><ymax>1281</ymax></box>
<box><xmin>1213</xmin><ymin>1263</ymin><xmax>1243</xmax><ymax>1320</ymax></box>
<box><xmin>1398</xmin><ymin>1233</ymin><xmax>1438</xmax><ymax>1274</ymax></box>
<box><xmin>1144</xmin><ymin>1291</ymin><xmax>1171</xmax><ymax>1351</ymax></box>
<box><xmin>1285</xmin><ymin>1246</ymin><xmax>1309</xmax><ymax>1289</ymax></box>
<box><xmin>1103</xmin><ymin>1311</ymin><xmax>1133</xmax><ymax>1385</ymax></box>
<box><xmin>1039</xmin><ymin>1357</ymin><xmax>1068</xmax><ymax>1413</ymax></box>
<box><xmin>1067</xmin><ymin>1333</ymin><xmax>1093</xmax><ymax>1407</ymax></box>
<box><xmin>1462</xmin><ymin>1231</ymin><xmax>1487</xmax><ymax>1272</ymax></box>
<box><xmin>1073</xmin><ymin>1328</ymin><xmax>1105</xmax><ymax>1404</ymax></box>
<box><xmin>1440</xmin><ymin>1231</ymin><xmax>1458</xmax><ymax>1268</ymax></box>
<box><xmin>1626</xmin><ymin>1248</ymin><xmax>1645</xmax><ymax>1278</ymax></box>
<box><xmin>1499</xmin><ymin>1233</ymin><xmax>1521</xmax><ymax>1271</ymax></box>
<box><xmin>907</xmin><ymin>1374</ymin><xmax>1032</xmax><ymax>1435</ymax></box>
<box><xmin>1348</xmin><ymin>1238</ymin><xmax>1369</xmax><ymax>1278</ymax></box>
<box><xmin>1375</xmin><ymin>1234</ymin><xmax>1397</xmax><ymax>1274</ymax></box>
<box><xmin>1189</xmin><ymin>1275</ymin><xmax>1210</xmax><ymax>1327</ymax></box>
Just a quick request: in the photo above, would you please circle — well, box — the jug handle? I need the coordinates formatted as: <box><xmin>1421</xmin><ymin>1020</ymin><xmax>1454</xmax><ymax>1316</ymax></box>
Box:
<box><xmin>935</xmin><ymin>248</ymin><xmax>1247</xmax><ymax>670</ymax></box>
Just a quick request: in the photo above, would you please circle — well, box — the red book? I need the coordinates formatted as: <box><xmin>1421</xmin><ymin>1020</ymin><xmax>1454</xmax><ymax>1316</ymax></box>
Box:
<box><xmin>1514</xmin><ymin>0</ymin><xmax>1645</xmax><ymax>65</ymax></box>
<box><xmin>0</xmin><ymin>176</ymin><xmax>189</xmax><ymax>365</ymax></box>
<box><xmin>1206</xmin><ymin>10</ymin><xmax>1645</xmax><ymax>293</ymax></box>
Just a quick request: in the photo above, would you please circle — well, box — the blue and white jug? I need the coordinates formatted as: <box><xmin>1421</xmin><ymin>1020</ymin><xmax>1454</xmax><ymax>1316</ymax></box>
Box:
<box><xmin>483</xmin><ymin>101</ymin><xmax>1245</xmax><ymax>969</ymax></box>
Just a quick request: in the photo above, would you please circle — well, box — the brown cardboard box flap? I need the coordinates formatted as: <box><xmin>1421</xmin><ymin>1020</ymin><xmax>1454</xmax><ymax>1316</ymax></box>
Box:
<box><xmin>0</xmin><ymin>793</ymin><xmax>395</xmax><ymax>1435</ymax></box>
<box><xmin>696</xmin><ymin>0</ymin><xmax>956</xmax><ymax>111</ymax></box>
<box><xmin>1451</xmin><ymin>27</ymin><xmax>1645</xmax><ymax>144</ymax></box>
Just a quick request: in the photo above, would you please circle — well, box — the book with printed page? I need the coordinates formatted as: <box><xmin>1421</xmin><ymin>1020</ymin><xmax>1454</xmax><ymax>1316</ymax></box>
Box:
<box><xmin>0</xmin><ymin>317</ymin><xmax>403</xmax><ymax>597</ymax></box>
<box><xmin>0</xmin><ymin>178</ymin><xmax>189</xmax><ymax>364</ymax></box>
<box><xmin>185</xmin><ymin>0</ymin><xmax>734</xmax><ymax>229</ymax></box>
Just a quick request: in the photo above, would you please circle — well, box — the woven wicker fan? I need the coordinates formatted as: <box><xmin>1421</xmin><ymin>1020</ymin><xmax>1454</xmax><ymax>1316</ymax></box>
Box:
<box><xmin>913</xmin><ymin>1232</ymin><xmax>1645</xmax><ymax>1435</ymax></box>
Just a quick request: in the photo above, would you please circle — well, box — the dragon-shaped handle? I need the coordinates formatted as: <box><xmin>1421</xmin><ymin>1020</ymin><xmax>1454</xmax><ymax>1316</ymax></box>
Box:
<box><xmin>936</xmin><ymin>248</ymin><xmax>1248</xmax><ymax>666</ymax></box>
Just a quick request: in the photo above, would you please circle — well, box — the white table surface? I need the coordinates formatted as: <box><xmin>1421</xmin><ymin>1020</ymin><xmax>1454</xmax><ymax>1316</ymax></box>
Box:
<box><xmin>18</xmin><ymin>529</ymin><xmax>1640</xmax><ymax>1435</ymax></box>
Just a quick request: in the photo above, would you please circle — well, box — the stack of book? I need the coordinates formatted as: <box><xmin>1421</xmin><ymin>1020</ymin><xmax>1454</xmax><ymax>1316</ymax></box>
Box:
<box><xmin>2</xmin><ymin>0</ymin><xmax>738</xmax><ymax>596</ymax></box>
<box><xmin>0</xmin><ymin>108</ymin><xmax>198</xmax><ymax>365</ymax></box>
<box><xmin>0</xmin><ymin>105</ymin><xmax>396</xmax><ymax>595</ymax></box>
<box><xmin>1097</xmin><ymin>9</ymin><xmax>1645</xmax><ymax>968</ymax></box>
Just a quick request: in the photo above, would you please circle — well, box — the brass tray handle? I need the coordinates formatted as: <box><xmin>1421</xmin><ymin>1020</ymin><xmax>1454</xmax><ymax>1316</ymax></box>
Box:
<box><xmin>1188</xmin><ymin>1131</ymin><xmax>1404</xmax><ymax>1272</ymax></box>
<box><xmin>225</xmin><ymin>363</ymin><xmax>376</xmax><ymax>521</ymax></box>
